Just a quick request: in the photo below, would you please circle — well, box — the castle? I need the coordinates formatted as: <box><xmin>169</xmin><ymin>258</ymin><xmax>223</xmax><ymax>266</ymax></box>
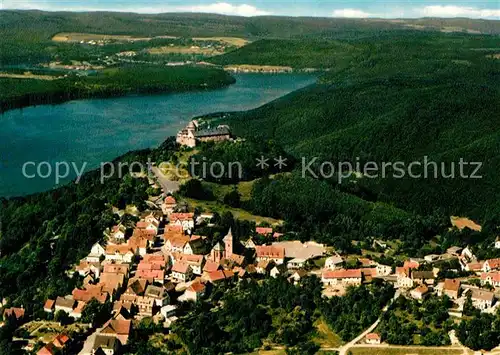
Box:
<box><xmin>176</xmin><ymin>120</ymin><xmax>231</xmax><ymax>148</ymax></box>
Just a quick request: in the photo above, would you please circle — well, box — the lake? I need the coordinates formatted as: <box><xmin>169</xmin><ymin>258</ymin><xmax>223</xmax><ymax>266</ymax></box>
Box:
<box><xmin>0</xmin><ymin>73</ymin><xmax>316</xmax><ymax>197</ymax></box>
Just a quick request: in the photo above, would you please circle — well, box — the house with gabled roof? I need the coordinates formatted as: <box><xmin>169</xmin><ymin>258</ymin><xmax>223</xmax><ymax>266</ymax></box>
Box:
<box><xmin>467</xmin><ymin>288</ymin><xmax>495</xmax><ymax>310</ymax></box>
<box><xmin>75</xmin><ymin>260</ymin><xmax>102</xmax><ymax>279</ymax></box>
<box><xmin>442</xmin><ymin>279</ymin><xmax>461</xmax><ymax>299</ymax></box>
<box><xmin>105</xmin><ymin>245</ymin><xmax>136</xmax><ymax>263</ymax></box>
<box><xmin>99</xmin><ymin>318</ymin><xmax>132</xmax><ymax>345</ymax></box>
<box><xmin>171</xmin><ymin>262</ymin><xmax>192</xmax><ymax>283</ymax></box>
<box><xmin>256</xmin><ymin>227</ymin><xmax>273</xmax><ymax>236</ymax></box>
<box><xmin>103</xmin><ymin>263</ymin><xmax>130</xmax><ymax>276</ymax></box>
<box><xmin>136</xmin><ymin>269</ymin><xmax>165</xmax><ymax>284</ymax></box>
<box><xmin>55</xmin><ymin>297</ymin><xmax>75</xmax><ymax>314</ymax></box>
<box><xmin>172</xmin><ymin>253</ymin><xmax>205</xmax><ymax>275</ymax></box>
<box><xmin>321</xmin><ymin>269</ymin><xmax>362</xmax><ymax>286</ymax></box>
<box><xmin>161</xmin><ymin>195</ymin><xmax>177</xmax><ymax>215</ymax></box>
<box><xmin>169</xmin><ymin>213</ymin><xmax>195</xmax><ymax>231</ymax></box>
<box><xmin>86</xmin><ymin>243</ymin><xmax>106</xmax><ymax>263</ymax></box>
<box><xmin>255</xmin><ymin>245</ymin><xmax>285</xmax><ymax>265</ymax></box>
<box><xmin>481</xmin><ymin>271</ymin><xmax>500</xmax><ymax>287</ymax></box>
<box><xmin>325</xmin><ymin>254</ymin><xmax>343</xmax><ymax>270</ymax></box>
<box><xmin>44</xmin><ymin>299</ymin><xmax>55</xmax><ymax>313</ymax></box>
<box><xmin>483</xmin><ymin>258</ymin><xmax>500</xmax><ymax>273</ymax></box>
<box><xmin>180</xmin><ymin>282</ymin><xmax>206</xmax><ymax>302</ymax></box>
<box><xmin>206</xmin><ymin>270</ymin><xmax>235</xmax><ymax>284</ymax></box>
<box><xmin>3</xmin><ymin>307</ymin><xmax>25</xmax><ymax>321</ymax></box>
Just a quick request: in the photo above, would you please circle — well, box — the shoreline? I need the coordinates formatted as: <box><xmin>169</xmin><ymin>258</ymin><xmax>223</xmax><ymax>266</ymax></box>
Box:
<box><xmin>0</xmin><ymin>79</ymin><xmax>236</xmax><ymax>114</ymax></box>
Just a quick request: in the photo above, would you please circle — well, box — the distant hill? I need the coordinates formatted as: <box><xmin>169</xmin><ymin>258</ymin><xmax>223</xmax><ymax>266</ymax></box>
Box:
<box><xmin>1</xmin><ymin>10</ymin><xmax>499</xmax><ymax>64</ymax></box>
<box><xmin>216</xmin><ymin>32</ymin><xmax>500</xmax><ymax>220</ymax></box>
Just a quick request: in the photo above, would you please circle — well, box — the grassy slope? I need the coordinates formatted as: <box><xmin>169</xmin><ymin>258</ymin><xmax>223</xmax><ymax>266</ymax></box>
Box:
<box><xmin>215</xmin><ymin>33</ymin><xmax>500</xmax><ymax>219</ymax></box>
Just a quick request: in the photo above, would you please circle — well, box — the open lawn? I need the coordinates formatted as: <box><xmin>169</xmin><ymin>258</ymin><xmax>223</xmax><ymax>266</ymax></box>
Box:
<box><xmin>312</xmin><ymin>317</ymin><xmax>343</xmax><ymax>348</ymax></box>
<box><xmin>184</xmin><ymin>197</ymin><xmax>282</xmax><ymax>225</ymax></box>
<box><xmin>52</xmin><ymin>32</ymin><xmax>152</xmax><ymax>42</ymax></box>
<box><xmin>20</xmin><ymin>321</ymin><xmax>89</xmax><ymax>343</ymax></box>
<box><xmin>348</xmin><ymin>347</ymin><xmax>473</xmax><ymax>355</ymax></box>
<box><xmin>148</xmin><ymin>46</ymin><xmax>223</xmax><ymax>56</ymax></box>
<box><xmin>193</xmin><ymin>37</ymin><xmax>250</xmax><ymax>47</ymax></box>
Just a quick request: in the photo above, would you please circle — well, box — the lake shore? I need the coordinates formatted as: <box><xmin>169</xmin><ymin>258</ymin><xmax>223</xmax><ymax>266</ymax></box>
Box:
<box><xmin>0</xmin><ymin>65</ymin><xmax>236</xmax><ymax>114</ymax></box>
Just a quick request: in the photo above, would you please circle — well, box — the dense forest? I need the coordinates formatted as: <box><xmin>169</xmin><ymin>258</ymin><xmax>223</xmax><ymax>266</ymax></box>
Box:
<box><xmin>170</xmin><ymin>277</ymin><xmax>393</xmax><ymax>354</ymax></box>
<box><xmin>1</xmin><ymin>10</ymin><xmax>498</xmax><ymax>64</ymax></box>
<box><xmin>0</xmin><ymin>65</ymin><xmax>235</xmax><ymax>112</ymax></box>
<box><xmin>213</xmin><ymin>32</ymin><xmax>500</xmax><ymax>220</ymax></box>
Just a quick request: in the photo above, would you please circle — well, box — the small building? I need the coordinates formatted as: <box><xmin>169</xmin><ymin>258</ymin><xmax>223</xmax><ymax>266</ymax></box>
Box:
<box><xmin>55</xmin><ymin>297</ymin><xmax>75</xmax><ymax>314</ymax></box>
<box><xmin>324</xmin><ymin>255</ymin><xmax>343</xmax><ymax>270</ymax></box>
<box><xmin>468</xmin><ymin>289</ymin><xmax>495</xmax><ymax>310</ymax></box>
<box><xmin>287</xmin><ymin>257</ymin><xmax>307</xmax><ymax>269</ymax></box>
<box><xmin>86</xmin><ymin>243</ymin><xmax>106</xmax><ymax>263</ymax></box>
<box><xmin>270</xmin><ymin>264</ymin><xmax>288</xmax><ymax>278</ymax></box>
<box><xmin>3</xmin><ymin>307</ymin><xmax>25</xmax><ymax>321</ymax></box>
<box><xmin>483</xmin><ymin>258</ymin><xmax>500</xmax><ymax>273</ymax></box>
<box><xmin>255</xmin><ymin>245</ymin><xmax>285</xmax><ymax>265</ymax></box>
<box><xmin>171</xmin><ymin>262</ymin><xmax>192</xmax><ymax>283</ymax></box>
<box><xmin>169</xmin><ymin>213</ymin><xmax>195</xmax><ymax>231</ymax></box>
<box><xmin>321</xmin><ymin>269</ymin><xmax>362</xmax><ymax>286</ymax></box>
<box><xmin>495</xmin><ymin>237</ymin><xmax>500</xmax><ymax>249</ymax></box>
<box><xmin>44</xmin><ymin>299</ymin><xmax>55</xmax><ymax>313</ymax></box>
<box><xmin>375</xmin><ymin>263</ymin><xmax>392</xmax><ymax>276</ymax></box>
<box><xmin>288</xmin><ymin>270</ymin><xmax>308</xmax><ymax>284</ymax></box>
<box><xmin>481</xmin><ymin>272</ymin><xmax>500</xmax><ymax>287</ymax></box>
<box><xmin>162</xmin><ymin>196</ymin><xmax>178</xmax><ymax>215</ymax></box>
<box><xmin>180</xmin><ymin>282</ymin><xmax>206</xmax><ymax>302</ymax></box>
<box><xmin>160</xmin><ymin>305</ymin><xmax>177</xmax><ymax>319</ymax></box>
<box><xmin>396</xmin><ymin>267</ymin><xmax>413</xmax><ymax>289</ymax></box>
<box><xmin>410</xmin><ymin>284</ymin><xmax>429</xmax><ymax>300</ymax></box>
<box><xmin>442</xmin><ymin>279</ymin><xmax>461</xmax><ymax>299</ymax></box>
<box><xmin>412</xmin><ymin>271</ymin><xmax>436</xmax><ymax>285</ymax></box>
<box><xmin>365</xmin><ymin>332</ymin><xmax>381</xmax><ymax>345</ymax></box>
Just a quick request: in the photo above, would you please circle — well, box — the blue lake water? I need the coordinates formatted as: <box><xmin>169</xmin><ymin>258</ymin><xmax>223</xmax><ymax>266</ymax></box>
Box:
<box><xmin>0</xmin><ymin>74</ymin><xmax>316</xmax><ymax>197</ymax></box>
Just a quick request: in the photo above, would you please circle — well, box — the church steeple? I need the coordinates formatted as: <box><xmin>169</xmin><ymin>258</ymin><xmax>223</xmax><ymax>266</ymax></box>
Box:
<box><xmin>223</xmin><ymin>228</ymin><xmax>233</xmax><ymax>258</ymax></box>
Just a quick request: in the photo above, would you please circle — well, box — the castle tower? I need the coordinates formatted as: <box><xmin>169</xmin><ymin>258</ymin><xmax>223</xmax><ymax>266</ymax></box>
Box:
<box><xmin>223</xmin><ymin>228</ymin><xmax>234</xmax><ymax>258</ymax></box>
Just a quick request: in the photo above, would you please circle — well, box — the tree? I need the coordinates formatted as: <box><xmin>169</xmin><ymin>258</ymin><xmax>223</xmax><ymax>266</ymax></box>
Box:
<box><xmin>223</xmin><ymin>189</ymin><xmax>241</xmax><ymax>208</ymax></box>
<box><xmin>81</xmin><ymin>299</ymin><xmax>112</xmax><ymax>327</ymax></box>
<box><xmin>54</xmin><ymin>310</ymin><xmax>71</xmax><ymax>325</ymax></box>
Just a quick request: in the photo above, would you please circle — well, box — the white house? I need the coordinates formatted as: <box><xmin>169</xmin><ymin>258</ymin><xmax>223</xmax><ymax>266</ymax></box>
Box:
<box><xmin>171</xmin><ymin>262</ymin><xmax>192</xmax><ymax>283</ymax></box>
<box><xmin>468</xmin><ymin>289</ymin><xmax>495</xmax><ymax>310</ymax></box>
<box><xmin>376</xmin><ymin>263</ymin><xmax>392</xmax><ymax>276</ymax></box>
<box><xmin>324</xmin><ymin>255</ymin><xmax>343</xmax><ymax>270</ymax></box>
<box><xmin>481</xmin><ymin>272</ymin><xmax>500</xmax><ymax>287</ymax></box>
<box><xmin>169</xmin><ymin>213</ymin><xmax>195</xmax><ymax>232</ymax></box>
<box><xmin>85</xmin><ymin>243</ymin><xmax>106</xmax><ymax>263</ymax></box>
<box><xmin>365</xmin><ymin>333</ymin><xmax>381</xmax><ymax>345</ymax></box>
<box><xmin>160</xmin><ymin>305</ymin><xmax>177</xmax><ymax>319</ymax></box>
<box><xmin>321</xmin><ymin>269</ymin><xmax>362</xmax><ymax>286</ymax></box>
<box><xmin>287</xmin><ymin>258</ymin><xmax>306</xmax><ymax>269</ymax></box>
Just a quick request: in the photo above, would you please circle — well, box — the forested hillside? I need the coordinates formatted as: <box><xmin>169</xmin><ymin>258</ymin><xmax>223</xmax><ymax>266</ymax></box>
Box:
<box><xmin>215</xmin><ymin>32</ymin><xmax>500</xmax><ymax>220</ymax></box>
<box><xmin>1</xmin><ymin>10</ymin><xmax>499</xmax><ymax>64</ymax></box>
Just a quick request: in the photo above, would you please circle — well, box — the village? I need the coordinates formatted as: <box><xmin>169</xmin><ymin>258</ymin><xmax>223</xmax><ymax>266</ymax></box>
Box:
<box><xmin>2</xmin><ymin>123</ymin><xmax>500</xmax><ymax>354</ymax></box>
<box><xmin>3</xmin><ymin>168</ymin><xmax>500</xmax><ymax>355</ymax></box>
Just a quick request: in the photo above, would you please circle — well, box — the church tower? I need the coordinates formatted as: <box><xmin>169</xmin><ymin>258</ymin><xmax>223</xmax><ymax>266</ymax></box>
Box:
<box><xmin>223</xmin><ymin>228</ymin><xmax>234</xmax><ymax>258</ymax></box>
<box><xmin>210</xmin><ymin>242</ymin><xmax>225</xmax><ymax>263</ymax></box>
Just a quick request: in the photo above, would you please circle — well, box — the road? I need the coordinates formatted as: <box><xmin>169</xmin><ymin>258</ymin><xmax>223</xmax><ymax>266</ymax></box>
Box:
<box><xmin>337</xmin><ymin>317</ymin><xmax>382</xmax><ymax>355</ymax></box>
<box><xmin>150</xmin><ymin>166</ymin><xmax>180</xmax><ymax>194</ymax></box>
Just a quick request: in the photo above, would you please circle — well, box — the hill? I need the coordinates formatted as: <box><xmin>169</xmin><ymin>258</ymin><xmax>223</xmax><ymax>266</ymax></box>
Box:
<box><xmin>213</xmin><ymin>32</ymin><xmax>500</xmax><ymax>220</ymax></box>
<box><xmin>1</xmin><ymin>10</ymin><xmax>499</xmax><ymax>64</ymax></box>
